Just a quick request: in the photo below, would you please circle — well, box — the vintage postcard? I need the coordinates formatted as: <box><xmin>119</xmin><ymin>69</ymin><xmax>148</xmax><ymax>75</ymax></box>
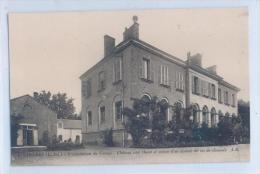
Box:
<box><xmin>9</xmin><ymin>8</ymin><xmax>250</xmax><ymax>165</ymax></box>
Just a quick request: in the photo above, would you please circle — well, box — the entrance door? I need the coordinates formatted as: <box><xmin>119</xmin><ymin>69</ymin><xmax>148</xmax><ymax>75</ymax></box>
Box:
<box><xmin>27</xmin><ymin>129</ymin><xmax>34</xmax><ymax>145</ymax></box>
<box><xmin>22</xmin><ymin>126</ymin><xmax>34</xmax><ymax>145</ymax></box>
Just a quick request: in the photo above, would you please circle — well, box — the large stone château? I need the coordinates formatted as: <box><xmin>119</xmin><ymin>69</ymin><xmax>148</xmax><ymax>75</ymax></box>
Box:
<box><xmin>80</xmin><ymin>16</ymin><xmax>239</xmax><ymax>146</ymax></box>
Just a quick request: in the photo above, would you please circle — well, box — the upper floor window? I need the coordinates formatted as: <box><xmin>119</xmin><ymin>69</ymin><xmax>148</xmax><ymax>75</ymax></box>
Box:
<box><xmin>231</xmin><ymin>94</ymin><xmax>236</xmax><ymax>106</ymax></box>
<box><xmin>224</xmin><ymin>91</ymin><xmax>229</xmax><ymax>105</ymax></box>
<box><xmin>87</xmin><ymin>111</ymin><xmax>92</xmax><ymax>126</ymax></box>
<box><xmin>82</xmin><ymin>79</ymin><xmax>92</xmax><ymax>98</ymax></box>
<box><xmin>175</xmin><ymin>71</ymin><xmax>184</xmax><ymax>91</ymax></box>
<box><xmin>160</xmin><ymin>65</ymin><xmax>169</xmax><ymax>86</ymax></box>
<box><xmin>100</xmin><ymin>106</ymin><xmax>106</xmax><ymax>124</ymax></box>
<box><xmin>143</xmin><ymin>58</ymin><xmax>150</xmax><ymax>80</ymax></box>
<box><xmin>113</xmin><ymin>57</ymin><xmax>122</xmax><ymax>83</ymax></box>
<box><xmin>140</xmin><ymin>57</ymin><xmax>153</xmax><ymax>82</ymax></box>
<box><xmin>98</xmin><ymin>71</ymin><xmax>106</xmax><ymax>91</ymax></box>
<box><xmin>192</xmin><ymin>76</ymin><xmax>199</xmax><ymax>94</ymax></box>
<box><xmin>218</xmin><ymin>88</ymin><xmax>222</xmax><ymax>103</ymax></box>
<box><xmin>201</xmin><ymin>80</ymin><xmax>208</xmax><ymax>96</ymax></box>
<box><xmin>211</xmin><ymin>84</ymin><xmax>216</xmax><ymax>99</ymax></box>
<box><xmin>115</xmin><ymin>101</ymin><xmax>122</xmax><ymax>120</ymax></box>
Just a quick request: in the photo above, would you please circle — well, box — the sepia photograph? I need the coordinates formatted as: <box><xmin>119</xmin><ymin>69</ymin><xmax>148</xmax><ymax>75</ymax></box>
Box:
<box><xmin>9</xmin><ymin>8</ymin><xmax>250</xmax><ymax>166</ymax></box>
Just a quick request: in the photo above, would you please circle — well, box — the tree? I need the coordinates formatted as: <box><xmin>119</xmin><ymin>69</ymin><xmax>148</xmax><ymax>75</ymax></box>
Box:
<box><xmin>33</xmin><ymin>91</ymin><xmax>77</xmax><ymax>119</ymax></box>
<box><xmin>217</xmin><ymin>117</ymin><xmax>234</xmax><ymax>145</ymax></box>
<box><xmin>10</xmin><ymin>113</ymin><xmax>24</xmax><ymax>146</ymax></box>
<box><xmin>123</xmin><ymin>104</ymin><xmax>149</xmax><ymax>146</ymax></box>
<box><xmin>123</xmin><ymin>96</ymin><xmax>170</xmax><ymax>147</ymax></box>
<box><xmin>103</xmin><ymin>128</ymin><xmax>114</xmax><ymax>147</ymax></box>
<box><xmin>238</xmin><ymin>99</ymin><xmax>250</xmax><ymax>143</ymax></box>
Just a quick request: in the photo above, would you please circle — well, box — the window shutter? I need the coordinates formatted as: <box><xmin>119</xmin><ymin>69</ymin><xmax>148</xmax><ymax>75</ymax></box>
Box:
<box><xmin>150</xmin><ymin>61</ymin><xmax>154</xmax><ymax>81</ymax></box>
<box><xmin>139</xmin><ymin>59</ymin><xmax>144</xmax><ymax>78</ymax></box>
<box><xmin>181</xmin><ymin>73</ymin><xmax>184</xmax><ymax>90</ymax></box>
<box><xmin>166</xmin><ymin>66</ymin><xmax>169</xmax><ymax>85</ymax></box>
<box><xmin>191</xmin><ymin>76</ymin><xmax>194</xmax><ymax>93</ymax></box>
<box><xmin>198</xmin><ymin>79</ymin><xmax>202</xmax><ymax>95</ymax></box>
<box><xmin>159</xmin><ymin>65</ymin><xmax>162</xmax><ymax>84</ymax></box>
<box><xmin>175</xmin><ymin>71</ymin><xmax>179</xmax><ymax>89</ymax></box>
<box><xmin>119</xmin><ymin>57</ymin><xmax>122</xmax><ymax>80</ymax></box>
<box><xmin>112</xmin><ymin>62</ymin><xmax>115</xmax><ymax>82</ymax></box>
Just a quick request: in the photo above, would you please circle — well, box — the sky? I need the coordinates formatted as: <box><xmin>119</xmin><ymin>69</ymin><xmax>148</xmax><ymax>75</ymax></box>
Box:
<box><xmin>9</xmin><ymin>8</ymin><xmax>249</xmax><ymax>113</ymax></box>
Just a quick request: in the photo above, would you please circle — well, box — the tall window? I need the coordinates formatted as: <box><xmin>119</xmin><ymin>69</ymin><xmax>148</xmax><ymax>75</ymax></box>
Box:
<box><xmin>82</xmin><ymin>79</ymin><xmax>91</xmax><ymax>98</ymax></box>
<box><xmin>192</xmin><ymin>76</ymin><xmax>199</xmax><ymax>94</ymax></box>
<box><xmin>87</xmin><ymin>111</ymin><xmax>92</xmax><ymax>126</ymax></box>
<box><xmin>232</xmin><ymin>94</ymin><xmax>235</xmax><ymax>106</ymax></box>
<box><xmin>98</xmin><ymin>71</ymin><xmax>106</xmax><ymax>91</ymax></box>
<box><xmin>176</xmin><ymin>72</ymin><xmax>184</xmax><ymax>91</ymax></box>
<box><xmin>211</xmin><ymin>84</ymin><xmax>216</xmax><ymax>99</ymax></box>
<box><xmin>201</xmin><ymin>80</ymin><xmax>208</xmax><ymax>96</ymax></box>
<box><xmin>113</xmin><ymin>57</ymin><xmax>122</xmax><ymax>83</ymax></box>
<box><xmin>115</xmin><ymin>101</ymin><xmax>122</xmax><ymax>120</ymax></box>
<box><xmin>143</xmin><ymin>58</ymin><xmax>150</xmax><ymax>80</ymax></box>
<box><xmin>224</xmin><ymin>91</ymin><xmax>229</xmax><ymax>105</ymax></box>
<box><xmin>160</xmin><ymin>65</ymin><xmax>169</xmax><ymax>86</ymax></box>
<box><xmin>100</xmin><ymin>106</ymin><xmax>106</xmax><ymax>124</ymax></box>
<box><xmin>218</xmin><ymin>88</ymin><xmax>222</xmax><ymax>103</ymax></box>
<box><xmin>202</xmin><ymin>106</ymin><xmax>208</xmax><ymax>124</ymax></box>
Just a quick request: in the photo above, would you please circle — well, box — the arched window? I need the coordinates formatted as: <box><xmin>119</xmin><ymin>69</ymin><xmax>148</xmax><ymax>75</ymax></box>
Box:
<box><xmin>113</xmin><ymin>95</ymin><xmax>123</xmax><ymax>122</ymax></box>
<box><xmin>210</xmin><ymin>107</ymin><xmax>217</xmax><ymax>127</ymax></box>
<box><xmin>161</xmin><ymin>98</ymin><xmax>169</xmax><ymax>121</ymax></box>
<box><xmin>98</xmin><ymin>101</ymin><xmax>105</xmax><ymax>125</ymax></box>
<box><xmin>141</xmin><ymin>94</ymin><xmax>151</xmax><ymax>102</ymax></box>
<box><xmin>202</xmin><ymin>106</ymin><xmax>208</xmax><ymax>125</ymax></box>
<box><xmin>141</xmin><ymin>94</ymin><xmax>152</xmax><ymax>114</ymax></box>
<box><xmin>173</xmin><ymin>101</ymin><xmax>183</xmax><ymax>123</ymax></box>
<box><xmin>225</xmin><ymin>112</ymin><xmax>230</xmax><ymax>117</ymax></box>
<box><xmin>192</xmin><ymin>104</ymin><xmax>200</xmax><ymax>124</ymax></box>
<box><xmin>218</xmin><ymin>110</ymin><xmax>224</xmax><ymax>121</ymax></box>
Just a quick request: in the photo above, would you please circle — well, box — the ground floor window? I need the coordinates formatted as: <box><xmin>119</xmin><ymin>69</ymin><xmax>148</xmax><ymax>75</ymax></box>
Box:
<box><xmin>100</xmin><ymin>106</ymin><xmax>106</xmax><ymax>124</ymax></box>
<box><xmin>115</xmin><ymin>101</ymin><xmax>122</xmax><ymax>120</ymax></box>
<box><xmin>202</xmin><ymin>106</ymin><xmax>208</xmax><ymax>125</ymax></box>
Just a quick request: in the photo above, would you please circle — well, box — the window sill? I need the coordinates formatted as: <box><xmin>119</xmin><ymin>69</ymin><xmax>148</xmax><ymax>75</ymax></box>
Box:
<box><xmin>113</xmin><ymin>80</ymin><xmax>122</xmax><ymax>85</ymax></box>
<box><xmin>176</xmin><ymin>89</ymin><xmax>184</xmax><ymax>93</ymax></box>
<box><xmin>192</xmin><ymin>92</ymin><xmax>200</xmax><ymax>96</ymax></box>
<box><xmin>160</xmin><ymin>84</ymin><xmax>171</xmax><ymax>88</ymax></box>
<box><xmin>97</xmin><ymin>88</ymin><xmax>105</xmax><ymax>93</ymax></box>
<box><xmin>140</xmin><ymin>78</ymin><xmax>153</xmax><ymax>83</ymax></box>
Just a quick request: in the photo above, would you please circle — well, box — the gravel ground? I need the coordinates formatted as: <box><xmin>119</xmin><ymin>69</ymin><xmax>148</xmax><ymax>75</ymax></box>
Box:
<box><xmin>11</xmin><ymin>144</ymin><xmax>250</xmax><ymax>166</ymax></box>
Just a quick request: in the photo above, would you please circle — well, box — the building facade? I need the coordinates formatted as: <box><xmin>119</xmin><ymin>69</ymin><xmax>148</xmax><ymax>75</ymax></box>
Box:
<box><xmin>80</xmin><ymin>16</ymin><xmax>239</xmax><ymax>146</ymax></box>
<box><xmin>11</xmin><ymin>95</ymin><xmax>82</xmax><ymax>146</ymax></box>
<box><xmin>57</xmin><ymin>119</ymin><xmax>82</xmax><ymax>144</ymax></box>
<box><xmin>10</xmin><ymin>95</ymin><xmax>57</xmax><ymax>146</ymax></box>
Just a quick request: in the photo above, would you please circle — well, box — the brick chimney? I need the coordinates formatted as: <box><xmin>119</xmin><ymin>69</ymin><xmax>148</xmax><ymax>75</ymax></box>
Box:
<box><xmin>206</xmin><ymin>65</ymin><xmax>217</xmax><ymax>74</ymax></box>
<box><xmin>189</xmin><ymin>53</ymin><xmax>202</xmax><ymax>67</ymax></box>
<box><xmin>104</xmin><ymin>35</ymin><xmax>115</xmax><ymax>57</ymax></box>
<box><xmin>123</xmin><ymin>15</ymin><xmax>139</xmax><ymax>41</ymax></box>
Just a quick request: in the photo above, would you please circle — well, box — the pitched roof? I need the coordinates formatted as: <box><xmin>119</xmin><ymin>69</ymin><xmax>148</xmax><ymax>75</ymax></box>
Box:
<box><xmin>11</xmin><ymin>94</ymin><xmax>58</xmax><ymax>116</ymax></box>
<box><xmin>58</xmin><ymin>119</ymin><xmax>82</xmax><ymax>129</ymax></box>
<box><xmin>79</xmin><ymin>38</ymin><xmax>186</xmax><ymax>79</ymax></box>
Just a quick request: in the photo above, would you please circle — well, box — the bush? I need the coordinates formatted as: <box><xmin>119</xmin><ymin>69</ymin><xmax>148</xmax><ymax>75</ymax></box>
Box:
<box><xmin>103</xmin><ymin>128</ymin><xmax>114</xmax><ymax>147</ymax></box>
<box><xmin>48</xmin><ymin>142</ymin><xmax>83</xmax><ymax>151</ymax></box>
